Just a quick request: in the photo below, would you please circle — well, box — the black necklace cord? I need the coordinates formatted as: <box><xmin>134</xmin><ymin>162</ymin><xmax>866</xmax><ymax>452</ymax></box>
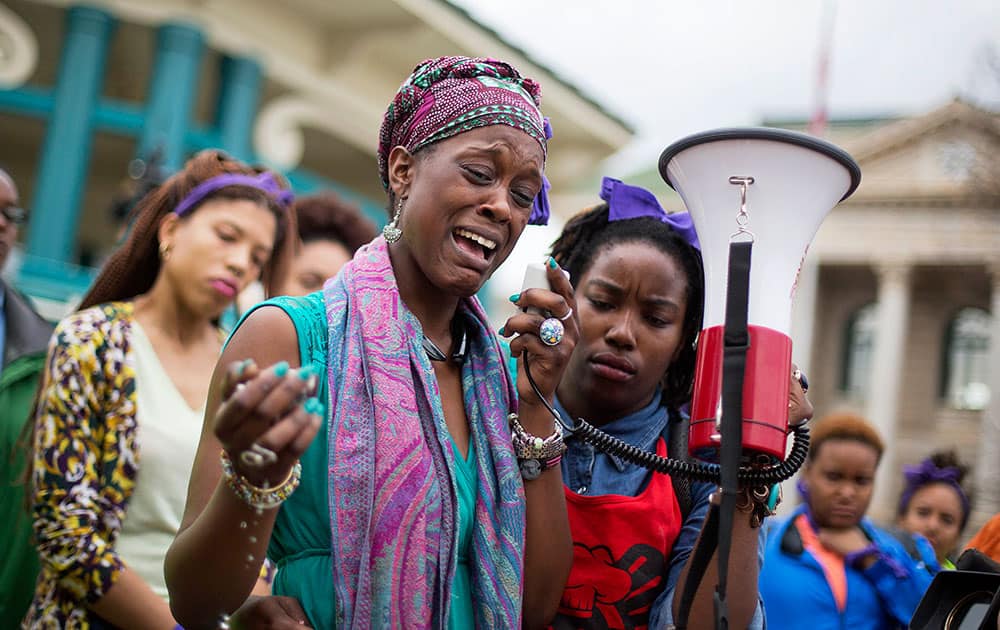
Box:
<box><xmin>521</xmin><ymin>351</ymin><xmax>809</xmax><ymax>487</ymax></box>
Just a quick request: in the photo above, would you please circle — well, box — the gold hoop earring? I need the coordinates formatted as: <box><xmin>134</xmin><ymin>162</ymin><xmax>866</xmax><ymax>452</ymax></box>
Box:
<box><xmin>383</xmin><ymin>197</ymin><xmax>403</xmax><ymax>243</ymax></box>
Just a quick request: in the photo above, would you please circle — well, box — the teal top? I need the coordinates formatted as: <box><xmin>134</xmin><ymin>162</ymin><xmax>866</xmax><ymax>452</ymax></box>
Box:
<box><xmin>257</xmin><ymin>293</ymin><xmax>477</xmax><ymax>628</ymax></box>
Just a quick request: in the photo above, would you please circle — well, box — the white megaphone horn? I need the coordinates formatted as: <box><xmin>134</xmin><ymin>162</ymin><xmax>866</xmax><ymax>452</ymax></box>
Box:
<box><xmin>659</xmin><ymin>128</ymin><xmax>861</xmax><ymax>461</ymax></box>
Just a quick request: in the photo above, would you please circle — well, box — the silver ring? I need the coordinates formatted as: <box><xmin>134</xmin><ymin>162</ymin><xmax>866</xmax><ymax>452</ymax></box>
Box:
<box><xmin>558</xmin><ymin>307</ymin><xmax>573</xmax><ymax>322</ymax></box>
<box><xmin>239</xmin><ymin>450</ymin><xmax>264</xmax><ymax>468</ymax></box>
<box><xmin>792</xmin><ymin>368</ymin><xmax>809</xmax><ymax>393</ymax></box>
<box><xmin>239</xmin><ymin>443</ymin><xmax>278</xmax><ymax>468</ymax></box>
<box><xmin>539</xmin><ymin>317</ymin><xmax>565</xmax><ymax>346</ymax></box>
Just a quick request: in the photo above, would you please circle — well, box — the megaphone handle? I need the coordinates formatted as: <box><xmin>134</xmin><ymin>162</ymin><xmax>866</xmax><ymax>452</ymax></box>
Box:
<box><xmin>715</xmin><ymin>240</ymin><xmax>753</xmax><ymax>629</ymax></box>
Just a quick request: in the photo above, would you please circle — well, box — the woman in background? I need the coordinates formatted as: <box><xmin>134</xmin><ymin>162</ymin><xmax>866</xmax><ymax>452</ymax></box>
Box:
<box><xmin>760</xmin><ymin>412</ymin><xmax>938</xmax><ymax>630</ymax></box>
<box><xmin>277</xmin><ymin>191</ymin><xmax>377</xmax><ymax>297</ymax></box>
<box><xmin>25</xmin><ymin>150</ymin><xmax>295</xmax><ymax>628</ymax></box>
<box><xmin>896</xmin><ymin>450</ymin><xmax>972</xmax><ymax>569</ymax></box>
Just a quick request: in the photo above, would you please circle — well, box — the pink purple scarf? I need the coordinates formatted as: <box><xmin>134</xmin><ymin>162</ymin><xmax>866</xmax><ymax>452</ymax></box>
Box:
<box><xmin>323</xmin><ymin>236</ymin><xmax>525</xmax><ymax>627</ymax></box>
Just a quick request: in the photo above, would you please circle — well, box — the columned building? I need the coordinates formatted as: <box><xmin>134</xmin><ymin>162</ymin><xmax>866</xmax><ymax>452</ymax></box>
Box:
<box><xmin>623</xmin><ymin>99</ymin><xmax>999</xmax><ymax>533</ymax></box>
<box><xmin>0</xmin><ymin>0</ymin><xmax>632</xmax><ymax>316</ymax></box>
<box><xmin>784</xmin><ymin>100</ymin><xmax>1000</xmax><ymax>530</ymax></box>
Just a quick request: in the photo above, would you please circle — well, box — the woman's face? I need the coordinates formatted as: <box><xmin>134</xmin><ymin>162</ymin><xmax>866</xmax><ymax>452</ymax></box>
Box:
<box><xmin>558</xmin><ymin>241</ymin><xmax>689</xmax><ymax>421</ymax></box>
<box><xmin>803</xmin><ymin>439</ymin><xmax>879</xmax><ymax>529</ymax></box>
<box><xmin>389</xmin><ymin>125</ymin><xmax>544</xmax><ymax>298</ymax></box>
<box><xmin>898</xmin><ymin>482</ymin><xmax>964</xmax><ymax>560</ymax></box>
<box><xmin>161</xmin><ymin>198</ymin><xmax>277</xmax><ymax>318</ymax></box>
<box><xmin>278</xmin><ymin>239</ymin><xmax>352</xmax><ymax>297</ymax></box>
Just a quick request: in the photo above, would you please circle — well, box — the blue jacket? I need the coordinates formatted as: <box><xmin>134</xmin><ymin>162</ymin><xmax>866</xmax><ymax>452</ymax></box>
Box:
<box><xmin>760</xmin><ymin>505</ymin><xmax>938</xmax><ymax>630</ymax></box>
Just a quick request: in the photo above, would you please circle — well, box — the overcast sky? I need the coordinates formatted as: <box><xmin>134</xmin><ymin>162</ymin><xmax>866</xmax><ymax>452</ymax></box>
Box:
<box><xmin>453</xmin><ymin>0</ymin><xmax>1000</xmax><ymax>317</ymax></box>
<box><xmin>452</xmin><ymin>0</ymin><xmax>1000</xmax><ymax>175</ymax></box>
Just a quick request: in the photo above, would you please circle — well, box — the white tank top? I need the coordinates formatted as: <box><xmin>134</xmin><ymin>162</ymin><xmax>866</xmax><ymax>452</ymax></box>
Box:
<box><xmin>115</xmin><ymin>322</ymin><xmax>205</xmax><ymax>600</ymax></box>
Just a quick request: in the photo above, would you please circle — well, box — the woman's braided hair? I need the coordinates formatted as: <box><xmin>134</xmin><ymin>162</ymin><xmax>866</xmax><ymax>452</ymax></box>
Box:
<box><xmin>550</xmin><ymin>203</ymin><xmax>704</xmax><ymax>410</ymax></box>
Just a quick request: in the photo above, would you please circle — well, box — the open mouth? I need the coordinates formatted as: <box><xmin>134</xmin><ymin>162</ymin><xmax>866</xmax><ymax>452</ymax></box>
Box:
<box><xmin>453</xmin><ymin>227</ymin><xmax>498</xmax><ymax>260</ymax></box>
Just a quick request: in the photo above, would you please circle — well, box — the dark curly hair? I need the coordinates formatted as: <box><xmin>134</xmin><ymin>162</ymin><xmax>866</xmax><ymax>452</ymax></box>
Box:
<box><xmin>294</xmin><ymin>192</ymin><xmax>378</xmax><ymax>254</ymax></box>
<box><xmin>549</xmin><ymin>203</ymin><xmax>704</xmax><ymax>410</ymax></box>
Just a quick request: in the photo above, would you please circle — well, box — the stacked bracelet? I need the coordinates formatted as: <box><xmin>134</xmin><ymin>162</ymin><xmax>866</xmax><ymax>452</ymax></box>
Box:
<box><xmin>509</xmin><ymin>412</ymin><xmax>567</xmax><ymax>480</ymax></box>
<box><xmin>220</xmin><ymin>450</ymin><xmax>302</xmax><ymax>510</ymax></box>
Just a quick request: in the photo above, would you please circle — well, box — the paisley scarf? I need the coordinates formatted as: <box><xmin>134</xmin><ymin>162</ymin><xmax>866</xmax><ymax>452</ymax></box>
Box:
<box><xmin>323</xmin><ymin>236</ymin><xmax>525</xmax><ymax>627</ymax></box>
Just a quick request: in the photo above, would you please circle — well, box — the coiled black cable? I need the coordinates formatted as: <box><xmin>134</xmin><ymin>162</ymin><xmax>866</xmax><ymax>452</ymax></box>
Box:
<box><xmin>523</xmin><ymin>352</ymin><xmax>809</xmax><ymax>485</ymax></box>
<box><xmin>570</xmin><ymin>416</ymin><xmax>809</xmax><ymax>485</ymax></box>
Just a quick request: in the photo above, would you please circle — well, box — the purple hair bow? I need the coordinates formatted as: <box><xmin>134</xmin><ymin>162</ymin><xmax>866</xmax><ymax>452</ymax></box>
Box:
<box><xmin>600</xmin><ymin>177</ymin><xmax>700</xmax><ymax>250</ymax></box>
<box><xmin>899</xmin><ymin>458</ymin><xmax>970</xmax><ymax>525</ymax></box>
<box><xmin>528</xmin><ymin>118</ymin><xmax>553</xmax><ymax>225</ymax></box>
<box><xmin>174</xmin><ymin>171</ymin><xmax>295</xmax><ymax>217</ymax></box>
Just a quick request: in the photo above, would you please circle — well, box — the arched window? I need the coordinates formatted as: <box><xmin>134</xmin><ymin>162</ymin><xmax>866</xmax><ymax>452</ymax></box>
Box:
<box><xmin>841</xmin><ymin>303</ymin><xmax>877</xmax><ymax>399</ymax></box>
<box><xmin>942</xmin><ymin>307</ymin><xmax>991</xmax><ymax>410</ymax></box>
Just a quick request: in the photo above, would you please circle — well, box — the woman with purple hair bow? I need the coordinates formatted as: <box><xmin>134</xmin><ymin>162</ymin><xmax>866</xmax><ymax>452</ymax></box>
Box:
<box><xmin>897</xmin><ymin>450</ymin><xmax>973</xmax><ymax>569</ymax></box>
<box><xmin>501</xmin><ymin>178</ymin><xmax>811</xmax><ymax>629</ymax></box>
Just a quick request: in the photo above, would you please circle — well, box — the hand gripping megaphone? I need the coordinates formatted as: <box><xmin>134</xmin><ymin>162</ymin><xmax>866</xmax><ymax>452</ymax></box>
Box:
<box><xmin>658</xmin><ymin>128</ymin><xmax>861</xmax><ymax>462</ymax></box>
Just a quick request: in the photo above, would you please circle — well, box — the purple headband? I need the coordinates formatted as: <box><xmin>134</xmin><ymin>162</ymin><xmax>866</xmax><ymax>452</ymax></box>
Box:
<box><xmin>600</xmin><ymin>177</ymin><xmax>700</xmax><ymax>250</ymax></box>
<box><xmin>527</xmin><ymin>117</ymin><xmax>553</xmax><ymax>225</ymax></box>
<box><xmin>174</xmin><ymin>172</ymin><xmax>294</xmax><ymax>217</ymax></box>
<box><xmin>898</xmin><ymin>458</ymin><xmax>971</xmax><ymax>526</ymax></box>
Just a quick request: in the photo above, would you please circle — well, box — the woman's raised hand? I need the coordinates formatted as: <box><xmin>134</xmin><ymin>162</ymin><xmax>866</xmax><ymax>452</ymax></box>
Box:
<box><xmin>501</xmin><ymin>258</ymin><xmax>578</xmax><ymax>409</ymax></box>
<box><xmin>213</xmin><ymin>359</ymin><xmax>322</xmax><ymax>486</ymax></box>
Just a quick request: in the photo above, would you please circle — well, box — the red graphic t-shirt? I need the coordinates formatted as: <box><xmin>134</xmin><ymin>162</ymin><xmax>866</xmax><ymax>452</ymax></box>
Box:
<box><xmin>551</xmin><ymin>439</ymin><xmax>682</xmax><ymax>629</ymax></box>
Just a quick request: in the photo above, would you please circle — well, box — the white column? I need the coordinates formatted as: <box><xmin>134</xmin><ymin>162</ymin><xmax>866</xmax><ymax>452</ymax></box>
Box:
<box><xmin>776</xmin><ymin>257</ymin><xmax>821</xmax><ymax>516</ymax></box>
<box><xmin>972</xmin><ymin>266</ymin><xmax>1000</xmax><ymax>528</ymax></box>
<box><xmin>866</xmin><ymin>263</ymin><xmax>912</xmax><ymax>522</ymax></box>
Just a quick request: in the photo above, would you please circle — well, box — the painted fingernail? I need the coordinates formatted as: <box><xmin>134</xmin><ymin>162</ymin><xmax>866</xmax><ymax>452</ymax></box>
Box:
<box><xmin>274</xmin><ymin>361</ymin><xmax>289</xmax><ymax>377</ymax></box>
<box><xmin>497</xmin><ymin>326</ymin><xmax>506</xmax><ymax>336</ymax></box>
<box><xmin>297</xmin><ymin>365</ymin><xmax>315</xmax><ymax>380</ymax></box>
<box><xmin>548</xmin><ymin>256</ymin><xmax>558</xmax><ymax>269</ymax></box>
<box><xmin>304</xmin><ymin>397</ymin><xmax>323</xmax><ymax>416</ymax></box>
<box><xmin>508</xmin><ymin>293</ymin><xmax>520</xmax><ymax>303</ymax></box>
<box><xmin>235</xmin><ymin>358</ymin><xmax>251</xmax><ymax>377</ymax></box>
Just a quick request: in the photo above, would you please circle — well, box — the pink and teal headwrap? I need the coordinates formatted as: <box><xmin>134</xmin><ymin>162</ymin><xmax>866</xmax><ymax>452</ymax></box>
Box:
<box><xmin>377</xmin><ymin>56</ymin><xmax>551</xmax><ymax>224</ymax></box>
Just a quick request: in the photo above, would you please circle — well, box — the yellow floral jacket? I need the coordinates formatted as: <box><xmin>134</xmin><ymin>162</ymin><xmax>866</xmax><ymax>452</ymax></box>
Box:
<box><xmin>26</xmin><ymin>302</ymin><xmax>138</xmax><ymax>628</ymax></box>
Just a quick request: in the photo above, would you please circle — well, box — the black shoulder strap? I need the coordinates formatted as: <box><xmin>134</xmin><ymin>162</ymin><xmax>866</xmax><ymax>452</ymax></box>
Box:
<box><xmin>667</xmin><ymin>406</ymin><xmax>694</xmax><ymax>520</ymax></box>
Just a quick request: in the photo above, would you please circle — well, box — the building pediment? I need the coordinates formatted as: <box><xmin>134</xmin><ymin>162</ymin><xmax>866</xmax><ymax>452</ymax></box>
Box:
<box><xmin>841</xmin><ymin>99</ymin><xmax>1000</xmax><ymax>205</ymax></box>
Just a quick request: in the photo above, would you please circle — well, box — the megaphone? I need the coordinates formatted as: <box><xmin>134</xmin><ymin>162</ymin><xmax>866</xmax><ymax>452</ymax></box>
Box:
<box><xmin>659</xmin><ymin>128</ymin><xmax>861</xmax><ymax>462</ymax></box>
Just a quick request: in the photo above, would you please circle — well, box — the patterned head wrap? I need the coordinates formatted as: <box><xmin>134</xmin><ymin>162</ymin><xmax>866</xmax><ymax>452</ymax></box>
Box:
<box><xmin>377</xmin><ymin>56</ymin><xmax>550</xmax><ymax>224</ymax></box>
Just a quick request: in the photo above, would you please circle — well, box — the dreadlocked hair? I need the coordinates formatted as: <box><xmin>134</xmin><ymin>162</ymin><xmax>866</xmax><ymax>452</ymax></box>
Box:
<box><xmin>79</xmin><ymin>149</ymin><xmax>296</xmax><ymax>310</ymax></box>
<box><xmin>550</xmin><ymin>203</ymin><xmax>704</xmax><ymax>410</ymax></box>
<box><xmin>295</xmin><ymin>192</ymin><xmax>378</xmax><ymax>253</ymax></box>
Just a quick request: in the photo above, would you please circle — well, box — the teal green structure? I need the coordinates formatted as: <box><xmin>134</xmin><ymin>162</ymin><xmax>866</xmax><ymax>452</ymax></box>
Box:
<box><xmin>0</xmin><ymin>5</ymin><xmax>384</xmax><ymax>305</ymax></box>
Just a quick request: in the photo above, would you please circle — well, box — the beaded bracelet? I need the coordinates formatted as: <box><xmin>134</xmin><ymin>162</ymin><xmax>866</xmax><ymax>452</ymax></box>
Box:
<box><xmin>509</xmin><ymin>412</ymin><xmax>566</xmax><ymax>480</ymax></box>
<box><xmin>509</xmin><ymin>412</ymin><xmax>567</xmax><ymax>460</ymax></box>
<box><xmin>220</xmin><ymin>450</ymin><xmax>302</xmax><ymax>510</ymax></box>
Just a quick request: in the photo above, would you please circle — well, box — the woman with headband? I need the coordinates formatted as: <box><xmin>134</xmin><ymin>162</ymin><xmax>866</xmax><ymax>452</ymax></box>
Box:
<box><xmin>166</xmin><ymin>56</ymin><xmax>576</xmax><ymax>629</ymax></box>
<box><xmin>510</xmin><ymin>178</ymin><xmax>812</xmax><ymax>629</ymax></box>
<box><xmin>896</xmin><ymin>450</ymin><xmax>972</xmax><ymax>569</ymax></box>
<box><xmin>23</xmin><ymin>150</ymin><xmax>296</xmax><ymax>628</ymax></box>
